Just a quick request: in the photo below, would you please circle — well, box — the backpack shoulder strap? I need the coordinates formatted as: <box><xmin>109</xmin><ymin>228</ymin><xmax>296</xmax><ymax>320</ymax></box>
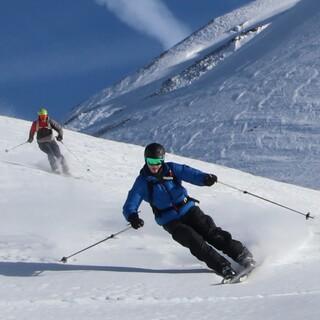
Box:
<box><xmin>35</xmin><ymin>118</ymin><xmax>51</xmax><ymax>132</ymax></box>
<box><xmin>47</xmin><ymin>117</ymin><xmax>52</xmax><ymax>129</ymax></box>
<box><xmin>147</xmin><ymin>180</ymin><xmax>154</xmax><ymax>205</ymax></box>
<box><xmin>139</xmin><ymin>167</ymin><xmax>156</xmax><ymax>208</ymax></box>
<box><xmin>164</xmin><ymin>163</ymin><xmax>180</xmax><ymax>185</ymax></box>
<box><xmin>165</xmin><ymin>163</ymin><xmax>200</xmax><ymax>204</ymax></box>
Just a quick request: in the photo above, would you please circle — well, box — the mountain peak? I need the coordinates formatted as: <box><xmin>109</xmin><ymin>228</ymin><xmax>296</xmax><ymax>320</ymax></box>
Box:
<box><xmin>65</xmin><ymin>0</ymin><xmax>320</xmax><ymax>190</ymax></box>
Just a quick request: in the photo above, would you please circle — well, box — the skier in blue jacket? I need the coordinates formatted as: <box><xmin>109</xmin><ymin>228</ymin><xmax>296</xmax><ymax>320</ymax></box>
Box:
<box><xmin>123</xmin><ymin>143</ymin><xmax>255</xmax><ymax>282</ymax></box>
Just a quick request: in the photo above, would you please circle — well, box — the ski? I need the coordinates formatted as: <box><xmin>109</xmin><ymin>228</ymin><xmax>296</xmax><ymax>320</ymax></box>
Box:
<box><xmin>212</xmin><ymin>265</ymin><xmax>257</xmax><ymax>286</ymax></box>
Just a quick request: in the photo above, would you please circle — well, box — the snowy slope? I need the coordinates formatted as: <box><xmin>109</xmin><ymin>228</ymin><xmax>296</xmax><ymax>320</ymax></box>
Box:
<box><xmin>1</xmin><ymin>115</ymin><xmax>319</xmax><ymax>320</ymax></box>
<box><xmin>65</xmin><ymin>0</ymin><xmax>320</xmax><ymax>190</ymax></box>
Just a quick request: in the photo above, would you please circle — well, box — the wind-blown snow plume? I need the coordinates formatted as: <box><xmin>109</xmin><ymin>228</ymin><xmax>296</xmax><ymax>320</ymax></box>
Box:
<box><xmin>95</xmin><ymin>0</ymin><xmax>190</xmax><ymax>49</ymax></box>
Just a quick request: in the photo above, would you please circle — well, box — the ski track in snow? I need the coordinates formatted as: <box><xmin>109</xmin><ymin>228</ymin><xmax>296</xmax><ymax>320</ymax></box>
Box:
<box><xmin>2</xmin><ymin>288</ymin><xmax>320</xmax><ymax>307</ymax></box>
<box><xmin>290</xmin><ymin>67</ymin><xmax>319</xmax><ymax>108</ymax></box>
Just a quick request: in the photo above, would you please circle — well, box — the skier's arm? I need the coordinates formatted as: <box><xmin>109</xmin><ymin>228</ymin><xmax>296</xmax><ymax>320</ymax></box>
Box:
<box><xmin>170</xmin><ymin>162</ymin><xmax>216</xmax><ymax>186</ymax></box>
<box><xmin>28</xmin><ymin>122</ymin><xmax>36</xmax><ymax>142</ymax></box>
<box><xmin>50</xmin><ymin>119</ymin><xmax>63</xmax><ymax>140</ymax></box>
<box><xmin>123</xmin><ymin>177</ymin><xmax>146</xmax><ymax>221</ymax></box>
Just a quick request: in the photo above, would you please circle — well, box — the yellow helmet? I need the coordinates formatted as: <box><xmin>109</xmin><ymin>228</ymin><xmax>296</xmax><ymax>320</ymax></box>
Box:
<box><xmin>38</xmin><ymin>108</ymin><xmax>48</xmax><ymax>116</ymax></box>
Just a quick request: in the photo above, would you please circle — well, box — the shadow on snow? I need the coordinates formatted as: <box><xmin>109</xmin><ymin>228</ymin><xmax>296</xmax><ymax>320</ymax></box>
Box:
<box><xmin>0</xmin><ymin>261</ymin><xmax>211</xmax><ymax>277</ymax></box>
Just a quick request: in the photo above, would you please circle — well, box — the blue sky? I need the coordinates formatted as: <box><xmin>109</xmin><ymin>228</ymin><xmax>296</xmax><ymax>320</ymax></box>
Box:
<box><xmin>0</xmin><ymin>0</ymin><xmax>252</xmax><ymax>122</ymax></box>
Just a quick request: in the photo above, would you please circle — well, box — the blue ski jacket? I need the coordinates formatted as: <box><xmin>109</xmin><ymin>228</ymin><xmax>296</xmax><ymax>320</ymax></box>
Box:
<box><xmin>123</xmin><ymin>162</ymin><xmax>208</xmax><ymax>226</ymax></box>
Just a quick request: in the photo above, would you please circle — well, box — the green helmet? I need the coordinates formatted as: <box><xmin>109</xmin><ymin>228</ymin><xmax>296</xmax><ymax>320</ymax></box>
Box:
<box><xmin>38</xmin><ymin>108</ymin><xmax>48</xmax><ymax>116</ymax></box>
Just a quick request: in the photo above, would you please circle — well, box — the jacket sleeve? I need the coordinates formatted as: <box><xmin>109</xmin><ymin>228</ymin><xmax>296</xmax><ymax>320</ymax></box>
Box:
<box><xmin>28</xmin><ymin>122</ymin><xmax>36</xmax><ymax>140</ymax></box>
<box><xmin>50</xmin><ymin>119</ymin><xmax>63</xmax><ymax>138</ymax></box>
<box><xmin>169</xmin><ymin>162</ymin><xmax>207</xmax><ymax>186</ymax></box>
<box><xmin>123</xmin><ymin>176</ymin><xmax>146</xmax><ymax>221</ymax></box>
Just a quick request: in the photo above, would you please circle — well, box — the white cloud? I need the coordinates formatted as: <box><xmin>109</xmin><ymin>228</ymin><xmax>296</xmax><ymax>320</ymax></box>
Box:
<box><xmin>95</xmin><ymin>0</ymin><xmax>191</xmax><ymax>49</ymax></box>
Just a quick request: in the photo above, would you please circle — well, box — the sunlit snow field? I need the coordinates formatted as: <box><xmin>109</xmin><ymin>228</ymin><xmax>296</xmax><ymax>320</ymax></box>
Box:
<box><xmin>0</xmin><ymin>116</ymin><xmax>319</xmax><ymax>320</ymax></box>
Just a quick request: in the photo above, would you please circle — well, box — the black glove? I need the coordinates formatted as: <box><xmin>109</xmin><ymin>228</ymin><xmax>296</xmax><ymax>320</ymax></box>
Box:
<box><xmin>128</xmin><ymin>213</ymin><xmax>144</xmax><ymax>229</ymax></box>
<box><xmin>204</xmin><ymin>174</ymin><xmax>218</xmax><ymax>186</ymax></box>
<box><xmin>56</xmin><ymin>135</ymin><xmax>63</xmax><ymax>142</ymax></box>
<box><xmin>27</xmin><ymin>137</ymin><xmax>33</xmax><ymax>143</ymax></box>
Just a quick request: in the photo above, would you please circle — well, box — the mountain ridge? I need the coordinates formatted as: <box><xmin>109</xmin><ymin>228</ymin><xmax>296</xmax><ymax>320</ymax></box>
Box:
<box><xmin>65</xmin><ymin>0</ymin><xmax>320</xmax><ymax>190</ymax></box>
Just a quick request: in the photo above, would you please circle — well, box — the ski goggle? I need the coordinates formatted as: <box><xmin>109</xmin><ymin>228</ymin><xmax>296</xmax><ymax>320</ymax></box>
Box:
<box><xmin>145</xmin><ymin>157</ymin><xmax>164</xmax><ymax>166</ymax></box>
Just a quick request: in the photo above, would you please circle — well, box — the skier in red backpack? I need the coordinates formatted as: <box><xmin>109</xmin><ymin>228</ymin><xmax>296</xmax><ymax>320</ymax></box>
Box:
<box><xmin>28</xmin><ymin>108</ymin><xmax>69</xmax><ymax>174</ymax></box>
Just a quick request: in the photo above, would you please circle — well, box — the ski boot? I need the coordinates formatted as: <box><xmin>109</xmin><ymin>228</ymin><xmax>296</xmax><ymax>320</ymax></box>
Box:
<box><xmin>236</xmin><ymin>248</ymin><xmax>256</xmax><ymax>269</ymax></box>
<box><xmin>221</xmin><ymin>265</ymin><xmax>237</xmax><ymax>284</ymax></box>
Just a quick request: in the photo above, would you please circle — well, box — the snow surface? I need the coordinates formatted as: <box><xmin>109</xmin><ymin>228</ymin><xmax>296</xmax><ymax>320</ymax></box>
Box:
<box><xmin>1</xmin><ymin>115</ymin><xmax>319</xmax><ymax>319</ymax></box>
<box><xmin>65</xmin><ymin>0</ymin><xmax>320</xmax><ymax>190</ymax></box>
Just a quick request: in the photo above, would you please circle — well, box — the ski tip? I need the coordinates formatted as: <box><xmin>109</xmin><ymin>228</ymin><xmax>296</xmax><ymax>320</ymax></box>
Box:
<box><xmin>60</xmin><ymin>257</ymin><xmax>68</xmax><ymax>263</ymax></box>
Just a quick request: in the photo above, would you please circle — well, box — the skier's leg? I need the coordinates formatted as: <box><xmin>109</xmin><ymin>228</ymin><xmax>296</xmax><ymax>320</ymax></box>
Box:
<box><xmin>38</xmin><ymin>142</ymin><xmax>58</xmax><ymax>171</ymax></box>
<box><xmin>163</xmin><ymin>219</ymin><xmax>232</xmax><ymax>275</ymax></box>
<box><xmin>50</xmin><ymin>141</ymin><xmax>62</xmax><ymax>158</ymax></box>
<box><xmin>50</xmin><ymin>141</ymin><xmax>69</xmax><ymax>174</ymax></box>
<box><xmin>60</xmin><ymin>155</ymin><xmax>69</xmax><ymax>174</ymax></box>
<box><xmin>182</xmin><ymin>206</ymin><xmax>249</xmax><ymax>262</ymax></box>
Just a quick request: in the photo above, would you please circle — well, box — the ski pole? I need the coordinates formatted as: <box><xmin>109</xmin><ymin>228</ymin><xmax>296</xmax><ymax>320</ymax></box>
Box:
<box><xmin>60</xmin><ymin>225</ymin><xmax>132</xmax><ymax>263</ymax></box>
<box><xmin>218</xmin><ymin>181</ymin><xmax>315</xmax><ymax>220</ymax></box>
<box><xmin>5</xmin><ymin>141</ymin><xmax>28</xmax><ymax>153</ymax></box>
<box><xmin>59</xmin><ymin>140</ymin><xmax>91</xmax><ymax>172</ymax></box>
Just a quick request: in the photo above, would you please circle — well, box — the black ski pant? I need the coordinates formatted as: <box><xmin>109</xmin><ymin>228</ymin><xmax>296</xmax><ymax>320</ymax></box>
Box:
<box><xmin>163</xmin><ymin>206</ymin><xmax>245</xmax><ymax>274</ymax></box>
<box><xmin>38</xmin><ymin>141</ymin><xmax>66</xmax><ymax>171</ymax></box>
